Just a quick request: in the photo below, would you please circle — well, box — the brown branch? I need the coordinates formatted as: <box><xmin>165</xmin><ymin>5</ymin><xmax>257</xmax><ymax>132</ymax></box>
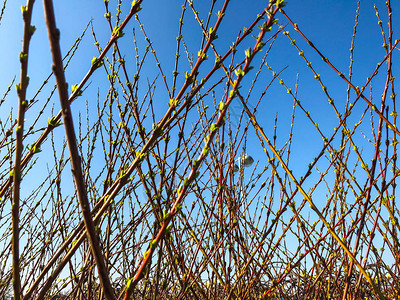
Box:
<box><xmin>12</xmin><ymin>1</ymin><xmax>35</xmax><ymax>298</ymax></box>
<box><xmin>42</xmin><ymin>0</ymin><xmax>116</xmax><ymax>299</ymax></box>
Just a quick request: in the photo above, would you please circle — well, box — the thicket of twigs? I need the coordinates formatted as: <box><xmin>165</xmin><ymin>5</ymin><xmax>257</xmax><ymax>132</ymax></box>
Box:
<box><xmin>0</xmin><ymin>0</ymin><xmax>399</xmax><ymax>299</ymax></box>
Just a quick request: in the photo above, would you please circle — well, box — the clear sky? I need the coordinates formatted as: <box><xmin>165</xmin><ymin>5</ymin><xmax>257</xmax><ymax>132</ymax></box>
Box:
<box><xmin>1</xmin><ymin>0</ymin><xmax>397</xmax><ymax>168</ymax></box>
<box><xmin>1</xmin><ymin>0</ymin><xmax>398</xmax><ymax>227</ymax></box>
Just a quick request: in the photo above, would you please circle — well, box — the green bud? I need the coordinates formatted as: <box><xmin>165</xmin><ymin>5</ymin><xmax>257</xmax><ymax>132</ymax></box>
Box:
<box><xmin>29</xmin><ymin>25</ymin><xmax>36</xmax><ymax>36</ymax></box>
<box><xmin>150</xmin><ymin>239</ymin><xmax>158</xmax><ymax>250</ymax></box>
<box><xmin>71</xmin><ymin>84</ymin><xmax>83</xmax><ymax>97</ymax></box>
<box><xmin>245</xmin><ymin>48</ymin><xmax>251</xmax><ymax>58</ymax></box>
<box><xmin>210</xmin><ymin>123</ymin><xmax>218</xmax><ymax>132</ymax></box>
<box><xmin>219</xmin><ymin>101</ymin><xmax>224</xmax><ymax>111</ymax></box>
<box><xmin>19</xmin><ymin>52</ymin><xmax>28</xmax><ymax>63</ymax></box>
<box><xmin>112</xmin><ymin>26</ymin><xmax>124</xmax><ymax>38</ymax></box>
<box><xmin>48</xmin><ymin>116</ymin><xmax>62</xmax><ymax>128</ymax></box>
<box><xmin>29</xmin><ymin>144</ymin><xmax>41</xmax><ymax>154</ymax></box>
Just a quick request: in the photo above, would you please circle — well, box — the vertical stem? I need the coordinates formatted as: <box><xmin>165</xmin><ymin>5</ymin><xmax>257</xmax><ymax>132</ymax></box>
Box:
<box><xmin>42</xmin><ymin>0</ymin><xmax>116</xmax><ymax>299</ymax></box>
<box><xmin>12</xmin><ymin>1</ymin><xmax>35</xmax><ymax>298</ymax></box>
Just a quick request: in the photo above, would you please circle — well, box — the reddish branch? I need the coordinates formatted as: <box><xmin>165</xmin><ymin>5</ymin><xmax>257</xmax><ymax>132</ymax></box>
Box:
<box><xmin>42</xmin><ymin>0</ymin><xmax>117</xmax><ymax>299</ymax></box>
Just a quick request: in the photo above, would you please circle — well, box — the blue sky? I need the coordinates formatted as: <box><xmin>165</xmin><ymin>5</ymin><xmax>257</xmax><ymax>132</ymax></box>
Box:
<box><xmin>1</xmin><ymin>0</ymin><xmax>397</xmax><ymax>130</ymax></box>
<box><xmin>0</xmin><ymin>0</ymin><xmax>397</xmax><ymax>208</ymax></box>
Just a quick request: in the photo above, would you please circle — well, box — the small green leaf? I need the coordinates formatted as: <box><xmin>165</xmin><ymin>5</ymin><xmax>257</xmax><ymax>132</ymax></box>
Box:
<box><xmin>184</xmin><ymin>71</ymin><xmax>194</xmax><ymax>83</ymax></box>
<box><xmin>210</xmin><ymin>123</ymin><xmax>218</xmax><ymax>132</ymax></box>
<box><xmin>208</xmin><ymin>27</ymin><xmax>218</xmax><ymax>40</ymax></box>
<box><xmin>71</xmin><ymin>84</ymin><xmax>83</xmax><ymax>97</ymax></box>
<box><xmin>126</xmin><ymin>278</ymin><xmax>133</xmax><ymax>289</ymax></box>
<box><xmin>183</xmin><ymin>177</ymin><xmax>189</xmax><ymax>186</ymax></box>
<box><xmin>197</xmin><ymin>50</ymin><xmax>207</xmax><ymax>60</ymax></box>
<box><xmin>112</xmin><ymin>26</ymin><xmax>125</xmax><ymax>38</ymax></box>
<box><xmin>150</xmin><ymin>239</ymin><xmax>158</xmax><ymax>249</ymax></box>
<box><xmin>192</xmin><ymin>159</ymin><xmax>198</xmax><ymax>168</ymax></box>
<box><xmin>140</xmin><ymin>152</ymin><xmax>147</xmax><ymax>160</ymax></box>
<box><xmin>202</xmin><ymin>146</ymin><xmax>210</xmax><ymax>156</ymax></box>
<box><xmin>234</xmin><ymin>67</ymin><xmax>245</xmax><ymax>77</ymax></box>
<box><xmin>29</xmin><ymin>144</ymin><xmax>41</xmax><ymax>154</ymax></box>
<box><xmin>169</xmin><ymin>98</ymin><xmax>180</xmax><ymax>107</ymax></box>
<box><xmin>177</xmin><ymin>185</ymin><xmax>183</xmax><ymax>194</ymax></box>
<box><xmin>120</xmin><ymin>169</ymin><xmax>130</xmax><ymax>181</ymax></box>
<box><xmin>256</xmin><ymin>41</ymin><xmax>265</xmax><ymax>52</ymax></box>
<box><xmin>48</xmin><ymin>116</ymin><xmax>62</xmax><ymax>128</ymax></box>
<box><xmin>91</xmin><ymin>57</ymin><xmax>103</xmax><ymax>68</ymax></box>
<box><xmin>163</xmin><ymin>210</ymin><xmax>170</xmax><ymax>220</ymax></box>
<box><xmin>244</xmin><ymin>48</ymin><xmax>251</xmax><ymax>58</ymax></box>
<box><xmin>215</xmin><ymin>56</ymin><xmax>221</xmax><ymax>67</ymax></box>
